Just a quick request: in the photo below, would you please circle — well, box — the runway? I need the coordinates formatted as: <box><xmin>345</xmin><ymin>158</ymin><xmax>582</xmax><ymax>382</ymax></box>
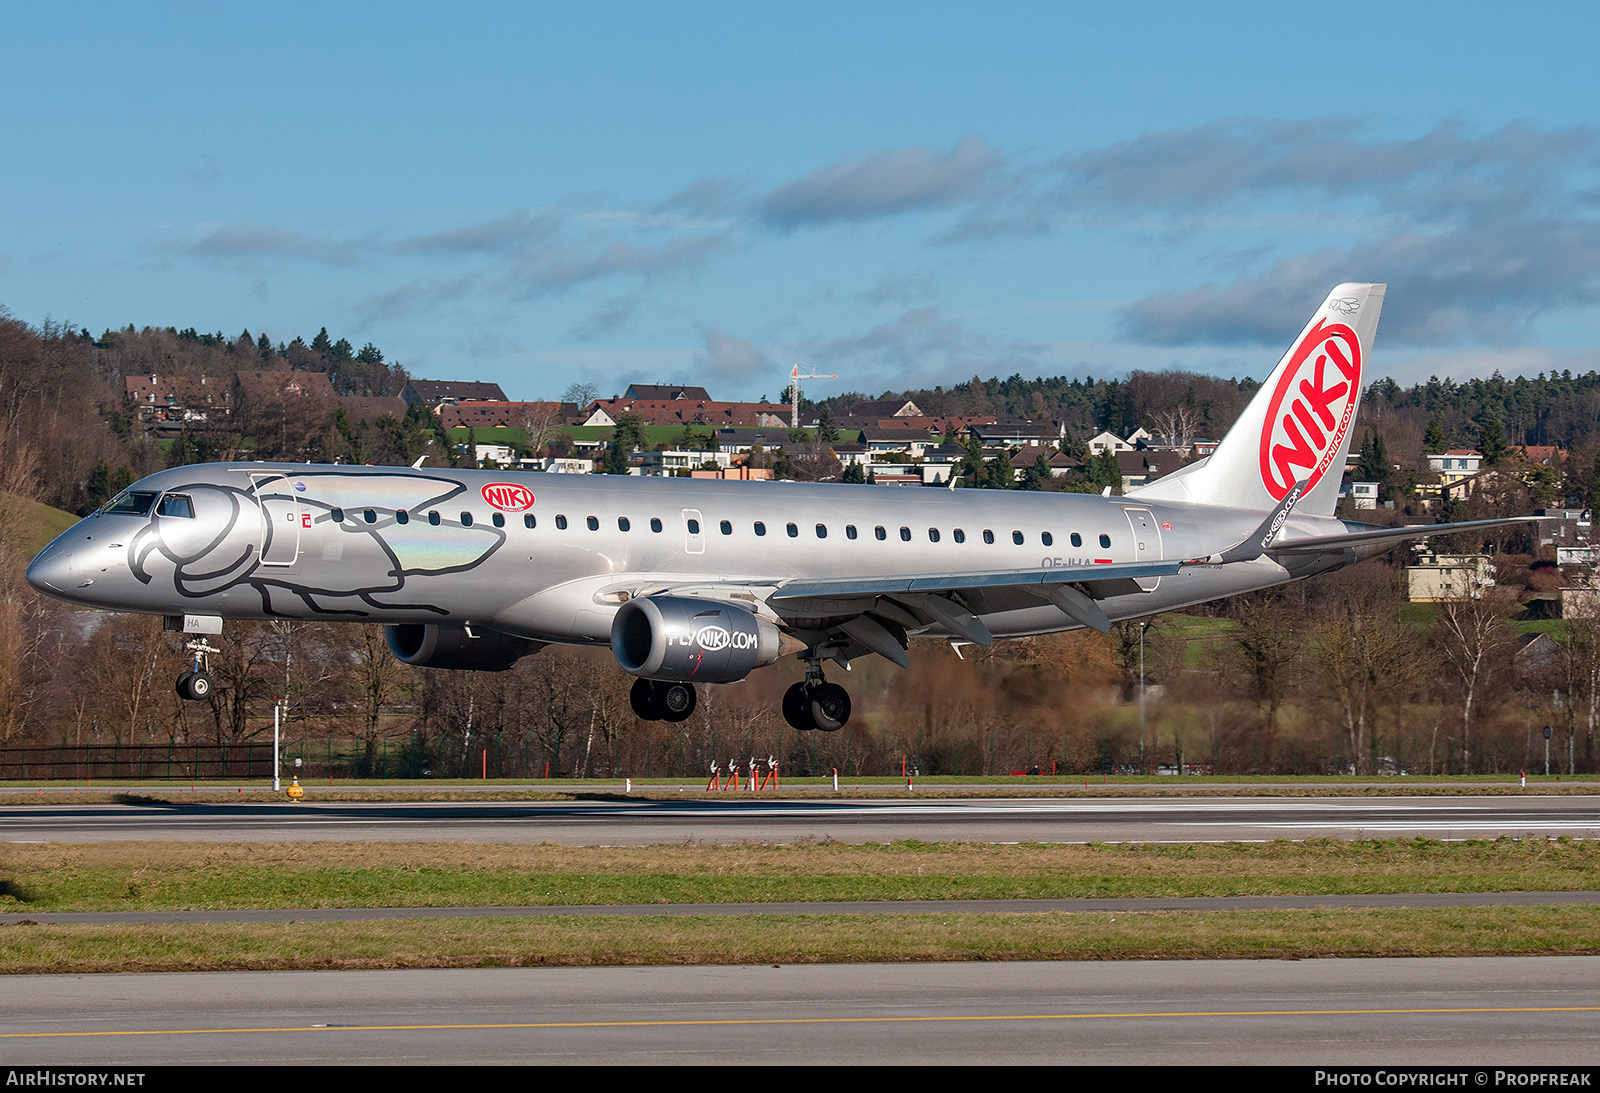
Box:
<box><xmin>4</xmin><ymin>794</ymin><xmax>1598</xmax><ymax>844</ymax></box>
<box><xmin>6</xmin><ymin>794</ymin><xmax>1596</xmax><ymax>1066</ymax></box>
<box><xmin>4</xmin><ymin>958</ymin><xmax>1598</xmax><ymax>1065</ymax></box>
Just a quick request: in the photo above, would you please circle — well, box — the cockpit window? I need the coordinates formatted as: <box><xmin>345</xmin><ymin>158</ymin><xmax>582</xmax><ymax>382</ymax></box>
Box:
<box><xmin>104</xmin><ymin>491</ymin><xmax>158</xmax><ymax>517</ymax></box>
<box><xmin>156</xmin><ymin>494</ymin><xmax>195</xmax><ymax>519</ymax></box>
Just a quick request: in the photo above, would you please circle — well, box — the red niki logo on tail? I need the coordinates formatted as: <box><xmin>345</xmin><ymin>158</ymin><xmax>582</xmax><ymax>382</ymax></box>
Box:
<box><xmin>1257</xmin><ymin>318</ymin><xmax>1362</xmax><ymax>501</ymax></box>
<box><xmin>481</xmin><ymin>483</ymin><xmax>535</xmax><ymax>511</ymax></box>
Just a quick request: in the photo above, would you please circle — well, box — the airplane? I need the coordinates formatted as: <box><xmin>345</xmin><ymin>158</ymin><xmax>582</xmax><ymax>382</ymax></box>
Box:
<box><xmin>26</xmin><ymin>283</ymin><xmax>1535</xmax><ymax>731</ymax></box>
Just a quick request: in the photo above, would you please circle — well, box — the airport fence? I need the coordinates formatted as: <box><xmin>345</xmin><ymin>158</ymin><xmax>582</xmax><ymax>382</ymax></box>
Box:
<box><xmin>0</xmin><ymin>734</ymin><xmax>556</xmax><ymax>781</ymax></box>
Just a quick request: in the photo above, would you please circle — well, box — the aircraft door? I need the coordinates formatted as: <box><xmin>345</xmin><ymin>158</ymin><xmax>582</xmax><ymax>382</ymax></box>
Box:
<box><xmin>251</xmin><ymin>473</ymin><xmax>303</xmax><ymax>566</ymax></box>
<box><xmin>681</xmin><ymin>509</ymin><xmax>705</xmax><ymax>555</ymax></box>
<box><xmin>1122</xmin><ymin>506</ymin><xmax>1162</xmax><ymax>590</ymax></box>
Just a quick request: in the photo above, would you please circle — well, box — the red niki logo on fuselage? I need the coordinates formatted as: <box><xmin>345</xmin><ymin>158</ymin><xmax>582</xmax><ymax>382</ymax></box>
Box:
<box><xmin>481</xmin><ymin>483</ymin><xmax>535</xmax><ymax>511</ymax></box>
<box><xmin>1257</xmin><ymin>318</ymin><xmax>1362</xmax><ymax>502</ymax></box>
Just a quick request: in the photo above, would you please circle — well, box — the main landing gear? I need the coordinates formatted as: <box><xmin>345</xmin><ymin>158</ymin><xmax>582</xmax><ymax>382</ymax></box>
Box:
<box><xmin>630</xmin><ymin>678</ymin><xmax>697</xmax><ymax>723</ymax></box>
<box><xmin>782</xmin><ymin>659</ymin><xmax>851</xmax><ymax>733</ymax></box>
<box><xmin>175</xmin><ymin>637</ymin><xmax>217</xmax><ymax>702</ymax></box>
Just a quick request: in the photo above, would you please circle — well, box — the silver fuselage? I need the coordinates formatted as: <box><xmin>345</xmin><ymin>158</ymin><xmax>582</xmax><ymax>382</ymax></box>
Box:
<box><xmin>26</xmin><ymin>462</ymin><xmax>1364</xmax><ymax>646</ymax></box>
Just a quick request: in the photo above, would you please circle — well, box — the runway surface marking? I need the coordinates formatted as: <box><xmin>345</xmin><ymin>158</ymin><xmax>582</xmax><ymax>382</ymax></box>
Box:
<box><xmin>9</xmin><ymin>1005</ymin><xmax>1599</xmax><ymax>1040</ymax></box>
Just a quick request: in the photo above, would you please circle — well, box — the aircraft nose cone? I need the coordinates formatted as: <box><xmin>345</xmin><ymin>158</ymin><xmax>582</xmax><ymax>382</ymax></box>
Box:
<box><xmin>25</xmin><ymin>545</ymin><xmax>73</xmax><ymax>594</ymax></box>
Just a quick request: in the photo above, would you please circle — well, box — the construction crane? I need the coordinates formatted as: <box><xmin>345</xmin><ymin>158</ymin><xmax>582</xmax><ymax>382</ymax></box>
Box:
<box><xmin>786</xmin><ymin>364</ymin><xmax>839</xmax><ymax>430</ymax></box>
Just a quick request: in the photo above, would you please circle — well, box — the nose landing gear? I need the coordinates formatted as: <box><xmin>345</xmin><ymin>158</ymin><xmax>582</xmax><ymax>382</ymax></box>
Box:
<box><xmin>176</xmin><ymin>637</ymin><xmax>217</xmax><ymax>701</ymax></box>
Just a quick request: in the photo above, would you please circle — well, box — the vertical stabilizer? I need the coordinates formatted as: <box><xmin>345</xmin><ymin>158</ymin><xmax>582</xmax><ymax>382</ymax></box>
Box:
<box><xmin>1129</xmin><ymin>282</ymin><xmax>1385</xmax><ymax>516</ymax></box>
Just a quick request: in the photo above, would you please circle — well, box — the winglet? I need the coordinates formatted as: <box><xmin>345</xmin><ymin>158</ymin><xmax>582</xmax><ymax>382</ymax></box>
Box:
<box><xmin>1199</xmin><ymin>478</ymin><xmax>1309</xmax><ymax>565</ymax></box>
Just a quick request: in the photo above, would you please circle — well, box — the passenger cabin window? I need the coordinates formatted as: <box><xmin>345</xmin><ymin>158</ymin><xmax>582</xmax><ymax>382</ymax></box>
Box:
<box><xmin>1041</xmin><ymin>532</ymin><xmax>1053</xmax><ymax>546</ymax></box>
<box><xmin>928</xmin><ymin>528</ymin><xmax>940</xmax><ymax>543</ymax></box>
<box><xmin>846</xmin><ymin>525</ymin><xmax>858</xmax><ymax>540</ymax></box>
<box><xmin>875</xmin><ymin>526</ymin><xmax>887</xmax><ymax>541</ymax></box>
<box><xmin>1012</xmin><ymin>531</ymin><xmax>1024</xmax><ymax>545</ymax></box>
<box><xmin>587</xmin><ymin>516</ymin><xmax>599</xmax><ymax>531</ymax></box>
<box><xmin>397</xmin><ymin>510</ymin><xmax>409</xmax><ymax>525</ymax></box>
<box><xmin>686</xmin><ymin>518</ymin><xmax>700</xmax><ymax>535</ymax></box>
<box><xmin>1099</xmin><ymin>533</ymin><xmax>1112</xmax><ymax>548</ymax></box>
<box><xmin>428</xmin><ymin>511</ymin><xmax>441</xmax><ymax>526</ymax></box>
<box><xmin>754</xmin><ymin>521</ymin><xmax>766</xmax><ymax>536</ymax></box>
<box><xmin>650</xmin><ymin>517</ymin><xmax>662</xmax><ymax>533</ymax></box>
<box><xmin>555</xmin><ymin>515</ymin><xmax>568</xmax><ymax>530</ymax></box>
<box><xmin>461</xmin><ymin>512</ymin><xmax>474</xmax><ymax>527</ymax></box>
<box><xmin>982</xmin><ymin>530</ymin><xmax>995</xmax><ymax>544</ymax></box>
<box><xmin>156</xmin><ymin>494</ymin><xmax>194</xmax><ymax>518</ymax></box>
<box><xmin>618</xmin><ymin>517</ymin><xmax>630</xmax><ymax>532</ymax></box>
<box><xmin>815</xmin><ymin>524</ymin><xmax>827</xmax><ymax>539</ymax></box>
<box><xmin>899</xmin><ymin>527</ymin><xmax>911</xmax><ymax>542</ymax></box>
<box><xmin>331</xmin><ymin>507</ymin><xmax>346</xmax><ymax>522</ymax></box>
<box><xmin>1070</xmin><ymin>532</ymin><xmax>1082</xmax><ymax>547</ymax></box>
<box><xmin>492</xmin><ymin>513</ymin><xmax>505</xmax><ymax>528</ymax></box>
<box><xmin>364</xmin><ymin>509</ymin><xmax>377</xmax><ymax>524</ymax></box>
<box><xmin>953</xmin><ymin>529</ymin><xmax>966</xmax><ymax>543</ymax></box>
<box><xmin>524</xmin><ymin>514</ymin><xmax>536</xmax><ymax>529</ymax></box>
<box><xmin>720</xmin><ymin>520</ymin><xmax>732</xmax><ymax>535</ymax></box>
<box><xmin>786</xmin><ymin>523</ymin><xmax>798</xmax><ymax>538</ymax></box>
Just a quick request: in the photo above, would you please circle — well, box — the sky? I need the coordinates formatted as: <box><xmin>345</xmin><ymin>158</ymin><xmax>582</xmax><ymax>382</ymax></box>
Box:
<box><xmin>4</xmin><ymin>1</ymin><xmax>1600</xmax><ymax>404</ymax></box>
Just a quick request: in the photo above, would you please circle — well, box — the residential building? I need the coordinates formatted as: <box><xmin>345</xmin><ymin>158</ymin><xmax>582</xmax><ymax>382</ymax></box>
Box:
<box><xmin>402</xmin><ymin>379</ymin><xmax>509</xmax><ymax>411</ymax></box>
<box><xmin>1428</xmin><ymin>449</ymin><xmax>1483</xmax><ymax>484</ymax></box>
<box><xmin>581</xmin><ymin>398</ymin><xmax>790</xmax><ymax>429</ymax></box>
<box><xmin>625</xmin><ymin>384</ymin><xmax>712</xmax><ymax>401</ymax></box>
<box><xmin>1405</xmin><ymin>553</ymin><xmax>1494</xmax><ymax>601</ymax></box>
<box><xmin>124</xmin><ymin>375</ymin><xmax>231</xmax><ymax>432</ymax></box>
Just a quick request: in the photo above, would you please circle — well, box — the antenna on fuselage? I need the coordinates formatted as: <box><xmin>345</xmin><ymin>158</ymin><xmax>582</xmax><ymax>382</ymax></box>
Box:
<box><xmin>412</xmin><ymin>455</ymin><xmax>427</xmax><ymax>468</ymax></box>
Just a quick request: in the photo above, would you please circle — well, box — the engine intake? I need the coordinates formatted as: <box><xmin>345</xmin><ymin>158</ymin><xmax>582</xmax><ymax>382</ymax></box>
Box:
<box><xmin>610</xmin><ymin>596</ymin><xmax>781</xmax><ymax>683</ymax></box>
<box><xmin>385</xmin><ymin>623</ymin><xmax>541</xmax><ymax>671</ymax></box>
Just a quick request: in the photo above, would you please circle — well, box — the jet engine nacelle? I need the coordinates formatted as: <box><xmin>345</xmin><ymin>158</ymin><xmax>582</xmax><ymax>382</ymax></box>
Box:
<box><xmin>610</xmin><ymin>596</ymin><xmax>782</xmax><ymax>683</ymax></box>
<box><xmin>385</xmin><ymin>623</ymin><xmax>541</xmax><ymax>671</ymax></box>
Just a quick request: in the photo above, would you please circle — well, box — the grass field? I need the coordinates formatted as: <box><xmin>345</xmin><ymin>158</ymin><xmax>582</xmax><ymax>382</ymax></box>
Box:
<box><xmin>5</xmin><ymin>906</ymin><xmax>1598</xmax><ymax>974</ymax></box>
<box><xmin>4</xmin><ymin>838</ymin><xmax>1598</xmax><ymax>912</ymax></box>
<box><xmin>3</xmin><ymin>838</ymin><xmax>1599</xmax><ymax>973</ymax></box>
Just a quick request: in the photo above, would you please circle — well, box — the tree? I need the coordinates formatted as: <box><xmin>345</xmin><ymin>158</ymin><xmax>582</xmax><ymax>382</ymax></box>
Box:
<box><xmin>816</xmin><ymin>405</ymin><xmax>839</xmax><ymax>444</ymax></box>
<box><xmin>1308</xmin><ymin>565</ymin><xmax>1416</xmax><ymax>773</ymax></box>
<box><xmin>1431</xmin><ymin>587</ymin><xmax>1519</xmax><ymax>772</ymax></box>
<box><xmin>600</xmin><ymin>413</ymin><xmax>647</xmax><ymax>475</ymax></box>
<box><xmin>345</xmin><ymin>625</ymin><xmax>407</xmax><ymax>776</ymax></box>
<box><xmin>1020</xmin><ymin>453</ymin><xmax>1053</xmax><ymax>491</ymax></box>
<box><xmin>1478</xmin><ymin>417</ymin><xmax>1509</xmax><ymax>466</ymax></box>
<box><xmin>1356</xmin><ymin>431</ymin><xmax>1391</xmax><ymax>498</ymax></box>
<box><xmin>1089</xmin><ymin>451</ymin><xmax>1121</xmax><ymax>492</ymax></box>
<box><xmin>1424</xmin><ymin>418</ymin><xmax>1447</xmax><ymax>454</ymax></box>
<box><xmin>1149</xmin><ymin>404</ymin><xmax>1202</xmax><ymax>449</ymax></box>
<box><xmin>1228</xmin><ymin>589</ymin><xmax>1302</xmax><ymax>772</ymax></box>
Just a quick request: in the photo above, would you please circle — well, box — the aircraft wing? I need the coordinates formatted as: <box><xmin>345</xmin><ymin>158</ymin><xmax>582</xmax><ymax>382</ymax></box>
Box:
<box><xmin>768</xmin><ymin>558</ymin><xmax>1184</xmax><ymax>658</ymax></box>
<box><xmin>1265</xmin><ymin>516</ymin><xmax>1542</xmax><ymax>556</ymax></box>
<box><xmin>771</xmin><ymin>559</ymin><xmax>1182</xmax><ymax>602</ymax></box>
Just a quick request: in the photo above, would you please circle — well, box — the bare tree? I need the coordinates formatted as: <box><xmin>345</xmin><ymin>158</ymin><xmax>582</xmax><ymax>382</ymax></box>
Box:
<box><xmin>518</xmin><ymin>402</ymin><xmax>569</xmax><ymax>462</ymax></box>
<box><xmin>1431</xmin><ymin>587</ymin><xmax>1520</xmax><ymax>772</ymax></box>
<box><xmin>1148</xmin><ymin>404</ymin><xmax>1204</xmax><ymax>449</ymax></box>
<box><xmin>1228</xmin><ymin>589</ymin><xmax>1303</xmax><ymax>772</ymax></box>
<box><xmin>1308</xmin><ymin>565</ymin><xmax>1416</xmax><ymax>773</ymax></box>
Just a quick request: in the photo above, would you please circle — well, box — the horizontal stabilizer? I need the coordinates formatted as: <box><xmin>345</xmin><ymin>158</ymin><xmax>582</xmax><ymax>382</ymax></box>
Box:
<box><xmin>1266</xmin><ymin>516</ymin><xmax>1542</xmax><ymax>556</ymax></box>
